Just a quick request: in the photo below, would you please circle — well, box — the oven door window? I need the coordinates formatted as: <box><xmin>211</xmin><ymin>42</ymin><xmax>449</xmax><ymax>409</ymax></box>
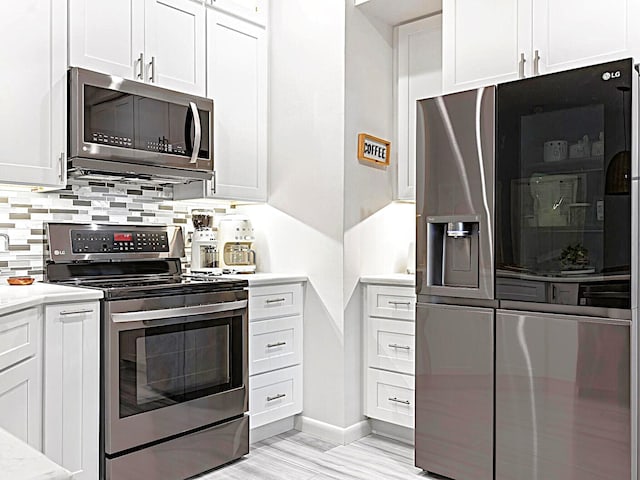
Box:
<box><xmin>118</xmin><ymin>316</ymin><xmax>242</xmax><ymax>418</ymax></box>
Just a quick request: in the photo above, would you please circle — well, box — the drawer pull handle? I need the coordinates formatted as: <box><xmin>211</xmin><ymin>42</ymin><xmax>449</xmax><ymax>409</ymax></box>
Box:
<box><xmin>265</xmin><ymin>298</ymin><xmax>286</xmax><ymax>304</ymax></box>
<box><xmin>266</xmin><ymin>393</ymin><xmax>286</xmax><ymax>402</ymax></box>
<box><xmin>388</xmin><ymin>397</ymin><xmax>410</xmax><ymax>405</ymax></box>
<box><xmin>267</xmin><ymin>341</ymin><xmax>287</xmax><ymax>348</ymax></box>
<box><xmin>59</xmin><ymin>309</ymin><xmax>94</xmax><ymax>316</ymax></box>
<box><xmin>388</xmin><ymin>301</ymin><xmax>411</xmax><ymax>306</ymax></box>
<box><xmin>388</xmin><ymin>343</ymin><xmax>411</xmax><ymax>350</ymax></box>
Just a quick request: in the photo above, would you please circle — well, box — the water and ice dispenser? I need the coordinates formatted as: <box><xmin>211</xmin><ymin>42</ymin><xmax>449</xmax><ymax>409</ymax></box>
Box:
<box><xmin>425</xmin><ymin>216</ymin><xmax>481</xmax><ymax>289</ymax></box>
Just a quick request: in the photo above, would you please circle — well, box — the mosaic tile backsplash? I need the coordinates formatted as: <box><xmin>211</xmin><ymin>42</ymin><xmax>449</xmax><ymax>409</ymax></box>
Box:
<box><xmin>0</xmin><ymin>180</ymin><xmax>229</xmax><ymax>279</ymax></box>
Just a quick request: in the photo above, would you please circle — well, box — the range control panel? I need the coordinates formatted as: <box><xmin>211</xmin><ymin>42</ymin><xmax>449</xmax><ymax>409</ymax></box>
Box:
<box><xmin>71</xmin><ymin>230</ymin><xmax>169</xmax><ymax>254</ymax></box>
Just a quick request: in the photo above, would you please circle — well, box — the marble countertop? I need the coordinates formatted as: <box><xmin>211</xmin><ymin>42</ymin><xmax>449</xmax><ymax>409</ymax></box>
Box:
<box><xmin>0</xmin><ymin>428</ymin><xmax>71</xmax><ymax>480</ymax></box>
<box><xmin>360</xmin><ymin>273</ymin><xmax>416</xmax><ymax>287</ymax></box>
<box><xmin>0</xmin><ymin>282</ymin><xmax>103</xmax><ymax>316</ymax></box>
<box><xmin>223</xmin><ymin>273</ymin><xmax>308</xmax><ymax>286</ymax></box>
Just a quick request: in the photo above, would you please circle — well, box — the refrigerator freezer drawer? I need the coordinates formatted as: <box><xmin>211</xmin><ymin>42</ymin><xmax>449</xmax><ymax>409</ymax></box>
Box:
<box><xmin>415</xmin><ymin>303</ymin><xmax>493</xmax><ymax>480</ymax></box>
<box><xmin>495</xmin><ymin>309</ymin><xmax>630</xmax><ymax>480</ymax></box>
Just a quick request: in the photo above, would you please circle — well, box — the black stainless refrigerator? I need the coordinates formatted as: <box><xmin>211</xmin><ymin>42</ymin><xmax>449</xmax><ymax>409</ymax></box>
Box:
<box><xmin>415</xmin><ymin>58</ymin><xmax>637</xmax><ymax>480</ymax></box>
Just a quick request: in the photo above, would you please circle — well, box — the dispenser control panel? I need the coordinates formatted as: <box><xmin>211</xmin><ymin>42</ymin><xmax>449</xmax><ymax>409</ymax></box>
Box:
<box><xmin>71</xmin><ymin>230</ymin><xmax>169</xmax><ymax>253</ymax></box>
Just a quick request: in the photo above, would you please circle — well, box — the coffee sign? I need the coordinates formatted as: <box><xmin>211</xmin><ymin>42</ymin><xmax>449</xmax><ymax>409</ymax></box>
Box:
<box><xmin>358</xmin><ymin>133</ymin><xmax>390</xmax><ymax>166</ymax></box>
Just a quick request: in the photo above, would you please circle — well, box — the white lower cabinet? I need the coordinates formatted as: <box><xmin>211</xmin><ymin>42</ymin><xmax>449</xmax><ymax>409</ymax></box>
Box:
<box><xmin>0</xmin><ymin>307</ymin><xmax>43</xmax><ymax>449</ymax></box>
<box><xmin>44</xmin><ymin>301</ymin><xmax>100</xmax><ymax>480</ymax></box>
<box><xmin>366</xmin><ymin>369</ymin><xmax>414</xmax><ymax>428</ymax></box>
<box><xmin>248</xmin><ymin>282</ymin><xmax>304</xmax><ymax>431</ymax></box>
<box><xmin>249</xmin><ymin>365</ymin><xmax>302</xmax><ymax>429</ymax></box>
<box><xmin>0</xmin><ymin>356</ymin><xmax>43</xmax><ymax>449</ymax></box>
<box><xmin>363</xmin><ymin>282</ymin><xmax>416</xmax><ymax>429</ymax></box>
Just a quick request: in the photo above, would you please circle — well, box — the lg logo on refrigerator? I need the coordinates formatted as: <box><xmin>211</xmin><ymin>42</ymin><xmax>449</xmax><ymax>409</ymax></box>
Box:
<box><xmin>602</xmin><ymin>71</ymin><xmax>621</xmax><ymax>81</ymax></box>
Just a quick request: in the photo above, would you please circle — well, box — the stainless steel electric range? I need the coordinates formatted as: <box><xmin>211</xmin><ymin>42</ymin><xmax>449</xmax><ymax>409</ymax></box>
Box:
<box><xmin>44</xmin><ymin>222</ymin><xmax>249</xmax><ymax>480</ymax></box>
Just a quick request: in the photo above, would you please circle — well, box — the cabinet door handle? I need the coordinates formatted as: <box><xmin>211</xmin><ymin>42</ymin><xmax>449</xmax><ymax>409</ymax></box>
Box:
<box><xmin>149</xmin><ymin>56</ymin><xmax>156</xmax><ymax>83</ymax></box>
<box><xmin>388</xmin><ymin>343</ymin><xmax>411</xmax><ymax>350</ymax></box>
<box><xmin>267</xmin><ymin>341</ymin><xmax>286</xmax><ymax>348</ymax></box>
<box><xmin>137</xmin><ymin>52</ymin><xmax>144</xmax><ymax>80</ymax></box>
<box><xmin>388</xmin><ymin>301</ymin><xmax>411</xmax><ymax>306</ymax></box>
<box><xmin>388</xmin><ymin>397</ymin><xmax>411</xmax><ymax>405</ymax></box>
<box><xmin>58</xmin><ymin>152</ymin><xmax>65</xmax><ymax>182</ymax></box>
<box><xmin>518</xmin><ymin>52</ymin><xmax>526</xmax><ymax>78</ymax></box>
<box><xmin>533</xmin><ymin>49</ymin><xmax>540</xmax><ymax>76</ymax></box>
<box><xmin>266</xmin><ymin>393</ymin><xmax>286</xmax><ymax>402</ymax></box>
<box><xmin>211</xmin><ymin>171</ymin><xmax>217</xmax><ymax>195</ymax></box>
<box><xmin>59</xmin><ymin>309</ymin><xmax>94</xmax><ymax>321</ymax></box>
<box><xmin>265</xmin><ymin>297</ymin><xmax>286</xmax><ymax>304</ymax></box>
<box><xmin>60</xmin><ymin>309</ymin><xmax>94</xmax><ymax>316</ymax></box>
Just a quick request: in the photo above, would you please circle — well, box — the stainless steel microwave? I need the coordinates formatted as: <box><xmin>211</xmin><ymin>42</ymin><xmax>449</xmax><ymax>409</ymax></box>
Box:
<box><xmin>68</xmin><ymin>67</ymin><xmax>214</xmax><ymax>183</ymax></box>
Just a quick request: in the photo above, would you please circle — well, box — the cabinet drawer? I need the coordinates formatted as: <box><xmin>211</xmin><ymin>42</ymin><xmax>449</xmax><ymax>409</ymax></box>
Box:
<box><xmin>250</xmin><ymin>315</ymin><xmax>302</xmax><ymax>376</ymax></box>
<box><xmin>0</xmin><ymin>307</ymin><xmax>41</xmax><ymax>372</ymax></box>
<box><xmin>367</xmin><ymin>285</ymin><xmax>416</xmax><ymax>320</ymax></box>
<box><xmin>367</xmin><ymin>318</ymin><xmax>415</xmax><ymax>374</ymax></box>
<box><xmin>249</xmin><ymin>283</ymin><xmax>303</xmax><ymax>320</ymax></box>
<box><xmin>249</xmin><ymin>365</ymin><xmax>302</xmax><ymax>429</ymax></box>
<box><xmin>365</xmin><ymin>369</ymin><xmax>414</xmax><ymax>428</ymax></box>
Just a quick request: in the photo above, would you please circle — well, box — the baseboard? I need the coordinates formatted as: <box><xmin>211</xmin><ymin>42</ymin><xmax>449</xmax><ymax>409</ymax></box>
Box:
<box><xmin>250</xmin><ymin>416</ymin><xmax>295</xmax><ymax>444</ymax></box>
<box><xmin>369</xmin><ymin>419</ymin><xmax>414</xmax><ymax>445</ymax></box>
<box><xmin>294</xmin><ymin>415</ymin><xmax>372</xmax><ymax>445</ymax></box>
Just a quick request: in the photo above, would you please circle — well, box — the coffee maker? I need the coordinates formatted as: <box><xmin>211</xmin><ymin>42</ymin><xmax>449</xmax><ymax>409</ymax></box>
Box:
<box><xmin>217</xmin><ymin>214</ymin><xmax>256</xmax><ymax>273</ymax></box>
<box><xmin>190</xmin><ymin>209</ymin><xmax>220</xmax><ymax>274</ymax></box>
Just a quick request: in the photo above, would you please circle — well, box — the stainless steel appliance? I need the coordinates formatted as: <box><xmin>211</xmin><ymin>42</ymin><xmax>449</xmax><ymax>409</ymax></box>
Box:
<box><xmin>68</xmin><ymin>67</ymin><xmax>214</xmax><ymax>184</ymax></box>
<box><xmin>44</xmin><ymin>223</ymin><xmax>249</xmax><ymax>480</ymax></box>
<box><xmin>416</xmin><ymin>58</ymin><xmax>637</xmax><ymax>480</ymax></box>
<box><xmin>415</xmin><ymin>87</ymin><xmax>496</xmax><ymax>480</ymax></box>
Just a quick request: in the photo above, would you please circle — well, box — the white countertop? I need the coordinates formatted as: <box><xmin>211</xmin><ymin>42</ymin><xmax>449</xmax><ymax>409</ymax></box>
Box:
<box><xmin>360</xmin><ymin>273</ymin><xmax>415</xmax><ymax>287</ymax></box>
<box><xmin>221</xmin><ymin>273</ymin><xmax>308</xmax><ymax>286</ymax></box>
<box><xmin>0</xmin><ymin>428</ymin><xmax>71</xmax><ymax>480</ymax></box>
<box><xmin>0</xmin><ymin>282</ymin><xmax>103</xmax><ymax>316</ymax></box>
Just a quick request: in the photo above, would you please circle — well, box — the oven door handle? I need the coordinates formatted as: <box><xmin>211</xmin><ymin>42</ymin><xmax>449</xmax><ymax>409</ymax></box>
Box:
<box><xmin>111</xmin><ymin>300</ymin><xmax>247</xmax><ymax>324</ymax></box>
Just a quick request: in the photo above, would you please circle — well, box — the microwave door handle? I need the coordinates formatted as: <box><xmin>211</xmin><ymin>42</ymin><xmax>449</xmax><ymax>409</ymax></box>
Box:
<box><xmin>189</xmin><ymin>101</ymin><xmax>201</xmax><ymax>164</ymax></box>
<box><xmin>111</xmin><ymin>300</ymin><xmax>247</xmax><ymax>324</ymax></box>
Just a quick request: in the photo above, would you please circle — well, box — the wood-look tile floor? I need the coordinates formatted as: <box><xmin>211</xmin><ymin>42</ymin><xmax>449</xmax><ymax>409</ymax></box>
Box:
<box><xmin>197</xmin><ymin>431</ymin><xmax>439</xmax><ymax>480</ymax></box>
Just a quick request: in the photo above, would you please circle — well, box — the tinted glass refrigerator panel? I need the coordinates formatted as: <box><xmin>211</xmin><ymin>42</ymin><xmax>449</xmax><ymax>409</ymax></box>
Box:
<box><xmin>84</xmin><ymin>85</ymin><xmax>210</xmax><ymax>159</ymax></box>
<box><xmin>495</xmin><ymin>59</ymin><xmax>632</xmax><ymax>308</ymax></box>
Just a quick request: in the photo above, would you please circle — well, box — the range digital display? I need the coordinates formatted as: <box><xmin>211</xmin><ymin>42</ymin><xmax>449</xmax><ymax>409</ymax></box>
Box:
<box><xmin>114</xmin><ymin>233</ymin><xmax>133</xmax><ymax>242</ymax></box>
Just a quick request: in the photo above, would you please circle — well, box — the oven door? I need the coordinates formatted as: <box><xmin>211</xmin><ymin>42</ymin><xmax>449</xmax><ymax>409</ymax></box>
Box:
<box><xmin>103</xmin><ymin>290</ymin><xmax>247</xmax><ymax>455</ymax></box>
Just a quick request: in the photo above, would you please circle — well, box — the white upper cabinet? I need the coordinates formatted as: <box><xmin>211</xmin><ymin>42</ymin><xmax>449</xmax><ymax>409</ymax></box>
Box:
<box><xmin>396</xmin><ymin>15</ymin><xmax>442</xmax><ymax>201</ymax></box>
<box><xmin>69</xmin><ymin>0</ymin><xmax>145</xmax><ymax>80</ymax></box>
<box><xmin>443</xmin><ymin>0</ymin><xmax>640</xmax><ymax>92</ymax></box>
<box><xmin>0</xmin><ymin>0</ymin><xmax>67</xmax><ymax>189</ymax></box>
<box><xmin>206</xmin><ymin>7</ymin><xmax>267</xmax><ymax>201</ymax></box>
<box><xmin>206</xmin><ymin>0</ymin><xmax>266</xmax><ymax>26</ymax></box>
<box><xmin>69</xmin><ymin>0</ymin><xmax>206</xmax><ymax>95</ymax></box>
<box><xmin>443</xmin><ymin>0</ymin><xmax>530</xmax><ymax>92</ymax></box>
<box><xmin>532</xmin><ymin>0</ymin><xmax>640</xmax><ymax>75</ymax></box>
<box><xmin>145</xmin><ymin>0</ymin><xmax>206</xmax><ymax>95</ymax></box>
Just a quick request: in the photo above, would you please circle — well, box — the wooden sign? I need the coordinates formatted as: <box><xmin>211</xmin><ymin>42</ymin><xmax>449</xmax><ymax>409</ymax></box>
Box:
<box><xmin>358</xmin><ymin>133</ymin><xmax>390</xmax><ymax>166</ymax></box>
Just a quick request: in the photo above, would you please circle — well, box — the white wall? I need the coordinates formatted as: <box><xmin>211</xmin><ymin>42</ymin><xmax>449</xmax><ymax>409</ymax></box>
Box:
<box><xmin>238</xmin><ymin>0</ymin><xmax>416</xmax><ymax>437</ymax></box>
<box><xmin>249</xmin><ymin>0</ymin><xmax>348</xmax><ymax>429</ymax></box>
<box><xmin>343</xmin><ymin>2</ymin><xmax>396</xmax><ymax>428</ymax></box>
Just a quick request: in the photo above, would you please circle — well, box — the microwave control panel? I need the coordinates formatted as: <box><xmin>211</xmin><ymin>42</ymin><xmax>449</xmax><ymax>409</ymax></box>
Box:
<box><xmin>71</xmin><ymin>230</ymin><xmax>169</xmax><ymax>253</ymax></box>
